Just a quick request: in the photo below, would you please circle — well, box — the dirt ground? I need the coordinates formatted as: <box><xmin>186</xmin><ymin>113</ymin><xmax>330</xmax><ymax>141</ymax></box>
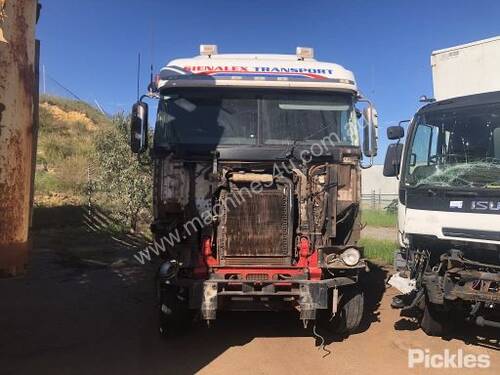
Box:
<box><xmin>0</xmin><ymin>224</ymin><xmax>498</xmax><ymax>375</ymax></box>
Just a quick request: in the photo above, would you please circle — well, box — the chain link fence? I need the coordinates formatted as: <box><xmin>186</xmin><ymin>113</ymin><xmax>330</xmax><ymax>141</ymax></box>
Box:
<box><xmin>361</xmin><ymin>191</ymin><xmax>398</xmax><ymax>211</ymax></box>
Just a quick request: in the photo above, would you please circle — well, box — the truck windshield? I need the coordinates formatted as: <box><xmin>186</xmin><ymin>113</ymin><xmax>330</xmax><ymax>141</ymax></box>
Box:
<box><xmin>154</xmin><ymin>89</ymin><xmax>358</xmax><ymax>148</ymax></box>
<box><xmin>403</xmin><ymin>102</ymin><xmax>500</xmax><ymax>189</ymax></box>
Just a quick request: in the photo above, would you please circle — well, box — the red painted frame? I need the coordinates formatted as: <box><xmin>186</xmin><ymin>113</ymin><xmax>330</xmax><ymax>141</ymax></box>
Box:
<box><xmin>194</xmin><ymin>236</ymin><xmax>322</xmax><ymax>281</ymax></box>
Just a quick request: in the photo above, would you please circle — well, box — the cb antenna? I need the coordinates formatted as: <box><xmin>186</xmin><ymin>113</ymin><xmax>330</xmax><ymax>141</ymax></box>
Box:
<box><xmin>148</xmin><ymin>22</ymin><xmax>155</xmax><ymax>94</ymax></box>
<box><xmin>149</xmin><ymin>63</ymin><xmax>154</xmax><ymax>94</ymax></box>
<box><xmin>136</xmin><ymin>52</ymin><xmax>141</xmax><ymax>101</ymax></box>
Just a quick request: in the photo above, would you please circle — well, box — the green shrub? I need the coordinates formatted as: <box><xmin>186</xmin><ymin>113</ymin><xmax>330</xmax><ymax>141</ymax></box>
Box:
<box><xmin>93</xmin><ymin>114</ymin><xmax>152</xmax><ymax>231</ymax></box>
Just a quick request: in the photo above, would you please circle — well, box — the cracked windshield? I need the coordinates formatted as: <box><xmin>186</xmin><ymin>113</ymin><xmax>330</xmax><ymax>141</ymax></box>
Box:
<box><xmin>404</xmin><ymin>102</ymin><xmax>500</xmax><ymax>189</ymax></box>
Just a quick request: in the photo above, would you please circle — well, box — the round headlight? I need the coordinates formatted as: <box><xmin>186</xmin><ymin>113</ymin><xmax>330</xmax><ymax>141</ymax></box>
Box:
<box><xmin>340</xmin><ymin>248</ymin><xmax>361</xmax><ymax>266</ymax></box>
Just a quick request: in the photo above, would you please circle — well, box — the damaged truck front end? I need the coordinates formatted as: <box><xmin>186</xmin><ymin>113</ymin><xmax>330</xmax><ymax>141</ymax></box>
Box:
<box><xmin>131</xmin><ymin>47</ymin><xmax>378</xmax><ymax>335</ymax></box>
<box><xmin>154</xmin><ymin>155</ymin><xmax>367</xmax><ymax>329</ymax></box>
<box><xmin>384</xmin><ymin>91</ymin><xmax>500</xmax><ymax>336</ymax></box>
<box><xmin>392</xmin><ymin>237</ymin><xmax>500</xmax><ymax>335</ymax></box>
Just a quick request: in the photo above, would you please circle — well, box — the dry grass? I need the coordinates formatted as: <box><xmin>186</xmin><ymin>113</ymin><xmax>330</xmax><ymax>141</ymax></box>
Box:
<box><xmin>40</xmin><ymin>102</ymin><xmax>97</xmax><ymax>131</ymax></box>
<box><xmin>35</xmin><ymin>96</ymin><xmax>110</xmax><ymax>198</ymax></box>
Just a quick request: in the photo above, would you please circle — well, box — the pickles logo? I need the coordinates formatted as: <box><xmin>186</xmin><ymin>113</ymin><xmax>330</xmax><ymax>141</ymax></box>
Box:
<box><xmin>471</xmin><ymin>201</ymin><xmax>500</xmax><ymax>211</ymax></box>
<box><xmin>408</xmin><ymin>348</ymin><xmax>490</xmax><ymax>369</ymax></box>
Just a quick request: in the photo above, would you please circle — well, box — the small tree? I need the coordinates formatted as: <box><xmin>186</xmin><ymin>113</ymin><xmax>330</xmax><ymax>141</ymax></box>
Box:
<box><xmin>93</xmin><ymin>114</ymin><xmax>152</xmax><ymax>232</ymax></box>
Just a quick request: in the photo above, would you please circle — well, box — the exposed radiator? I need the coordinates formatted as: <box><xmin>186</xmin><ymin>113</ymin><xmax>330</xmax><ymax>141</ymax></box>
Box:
<box><xmin>217</xmin><ymin>186</ymin><xmax>292</xmax><ymax>265</ymax></box>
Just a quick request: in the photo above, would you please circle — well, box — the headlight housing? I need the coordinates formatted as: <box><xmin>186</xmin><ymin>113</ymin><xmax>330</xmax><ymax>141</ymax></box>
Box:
<box><xmin>158</xmin><ymin>260</ymin><xmax>178</xmax><ymax>280</ymax></box>
<box><xmin>340</xmin><ymin>248</ymin><xmax>361</xmax><ymax>266</ymax></box>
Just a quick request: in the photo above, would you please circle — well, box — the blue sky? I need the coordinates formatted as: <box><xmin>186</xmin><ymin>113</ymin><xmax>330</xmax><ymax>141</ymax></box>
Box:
<box><xmin>37</xmin><ymin>0</ymin><xmax>500</xmax><ymax>162</ymax></box>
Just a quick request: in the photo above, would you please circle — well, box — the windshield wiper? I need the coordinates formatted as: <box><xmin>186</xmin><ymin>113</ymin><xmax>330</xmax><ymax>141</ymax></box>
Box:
<box><xmin>282</xmin><ymin>139</ymin><xmax>298</xmax><ymax>159</ymax></box>
<box><xmin>410</xmin><ymin>184</ymin><xmax>480</xmax><ymax>197</ymax></box>
<box><xmin>283</xmin><ymin>124</ymin><xmax>337</xmax><ymax>159</ymax></box>
<box><xmin>409</xmin><ymin>184</ymin><xmax>439</xmax><ymax>196</ymax></box>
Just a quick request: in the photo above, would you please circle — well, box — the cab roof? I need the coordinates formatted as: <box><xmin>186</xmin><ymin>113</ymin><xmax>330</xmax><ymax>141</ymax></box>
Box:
<box><xmin>419</xmin><ymin>90</ymin><xmax>500</xmax><ymax>114</ymax></box>
<box><xmin>157</xmin><ymin>51</ymin><xmax>357</xmax><ymax>93</ymax></box>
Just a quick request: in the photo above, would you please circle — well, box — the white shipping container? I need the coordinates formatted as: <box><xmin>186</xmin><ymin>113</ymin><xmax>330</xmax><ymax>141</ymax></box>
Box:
<box><xmin>431</xmin><ymin>36</ymin><xmax>500</xmax><ymax>101</ymax></box>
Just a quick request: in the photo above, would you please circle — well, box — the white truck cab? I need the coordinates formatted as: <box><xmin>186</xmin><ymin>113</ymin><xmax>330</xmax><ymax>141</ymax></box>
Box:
<box><xmin>384</xmin><ymin>37</ymin><xmax>500</xmax><ymax>336</ymax></box>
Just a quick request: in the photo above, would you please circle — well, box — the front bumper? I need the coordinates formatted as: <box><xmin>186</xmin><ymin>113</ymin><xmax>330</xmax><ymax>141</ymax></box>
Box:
<box><xmin>186</xmin><ymin>276</ymin><xmax>357</xmax><ymax>321</ymax></box>
<box><xmin>425</xmin><ymin>250</ymin><xmax>500</xmax><ymax>305</ymax></box>
<box><xmin>442</xmin><ymin>270</ymin><xmax>500</xmax><ymax>303</ymax></box>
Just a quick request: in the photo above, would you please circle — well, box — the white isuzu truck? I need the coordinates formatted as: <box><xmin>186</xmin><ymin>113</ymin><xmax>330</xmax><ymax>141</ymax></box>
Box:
<box><xmin>384</xmin><ymin>36</ymin><xmax>500</xmax><ymax>336</ymax></box>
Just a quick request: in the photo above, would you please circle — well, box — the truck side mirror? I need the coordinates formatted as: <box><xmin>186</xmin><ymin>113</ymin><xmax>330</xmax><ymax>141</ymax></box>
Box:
<box><xmin>131</xmin><ymin>101</ymin><xmax>148</xmax><ymax>154</ymax></box>
<box><xmin>383</xmin><ymin>143</ymin><xmax>403</xmax><ymax>177</ymax></box>
<box><xmin>363</xmin><ymin>106</ymin><xmax>379</xmax><ymax>157</ymax></box>
<box><xmin>387</xmin><ymin>125</ymin><xmax>405</xmax><ymax>140</ymax></box>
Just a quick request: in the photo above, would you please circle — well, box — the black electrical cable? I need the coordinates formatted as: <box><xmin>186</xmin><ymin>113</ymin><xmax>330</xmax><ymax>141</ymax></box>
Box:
<box><xmin>46</xmin><ymin>73</ymin><xmax>83</xmax><ymax>101</ymax></box>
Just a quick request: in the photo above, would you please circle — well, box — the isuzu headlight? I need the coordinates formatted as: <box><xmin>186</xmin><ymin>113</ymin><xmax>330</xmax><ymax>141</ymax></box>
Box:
<box><xmin>340</xmin><ymin>248</ymin><xmax>361</xmax><ymax>266</ymax></box>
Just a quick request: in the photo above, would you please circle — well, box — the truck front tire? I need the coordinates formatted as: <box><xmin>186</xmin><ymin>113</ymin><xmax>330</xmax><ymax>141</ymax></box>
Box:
<box><xmin>157</xmin><ymin>283</ymin><xmax>192</xmax><ymax>337</ymax></box>
<box><xmin>334</xmin><ymin>289</ymin><xmax>364</xmax><ymax>334</ymax></box>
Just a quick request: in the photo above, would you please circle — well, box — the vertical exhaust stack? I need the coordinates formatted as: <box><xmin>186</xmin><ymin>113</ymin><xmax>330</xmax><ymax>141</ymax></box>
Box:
<box><xmin>0</xmin><ymin>0</ymin><xmax>39</xmax><ymax>276</ymax></box>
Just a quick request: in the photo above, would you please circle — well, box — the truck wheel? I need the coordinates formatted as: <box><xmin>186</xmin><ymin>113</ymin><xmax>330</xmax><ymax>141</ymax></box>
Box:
<box><xmin>333</xmin><ymin>289</ymin><xmax>364</xmax><ymax>334</ymax></box>
<box><xmin>421</xmin><ymin>298</ymin><xmax>446</xmax><ymax>337</ymax></box>
<box><xmin>157</xmin><ymin>284</ymin><xmax>191</xmax><ymax>337</ymax></box>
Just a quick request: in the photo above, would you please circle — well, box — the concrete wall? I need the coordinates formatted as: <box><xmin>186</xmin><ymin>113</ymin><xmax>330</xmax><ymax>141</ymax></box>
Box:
<box><xmin>361</xmin><ymin>165</ymin><xmax>399</xmax><ymax>209</ymax></box>
<box><xmin>362</xmin><ymin>165</ymin><xmax>398</xmax><ymax>195</ymax></box>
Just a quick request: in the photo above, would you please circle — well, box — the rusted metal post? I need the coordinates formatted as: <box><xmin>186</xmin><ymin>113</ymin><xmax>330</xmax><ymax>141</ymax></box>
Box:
<box><xmin>0</xmin><ymin>0</ymin><xmax>39</xmax><ymax>276</ymax></box>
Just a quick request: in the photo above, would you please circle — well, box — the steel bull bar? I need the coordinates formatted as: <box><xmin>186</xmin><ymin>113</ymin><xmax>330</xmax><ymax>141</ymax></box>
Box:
<box><xmin>186</xmin><ymin>277</ymin><xmax>356</xmax><ymax>321</ymax></box>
